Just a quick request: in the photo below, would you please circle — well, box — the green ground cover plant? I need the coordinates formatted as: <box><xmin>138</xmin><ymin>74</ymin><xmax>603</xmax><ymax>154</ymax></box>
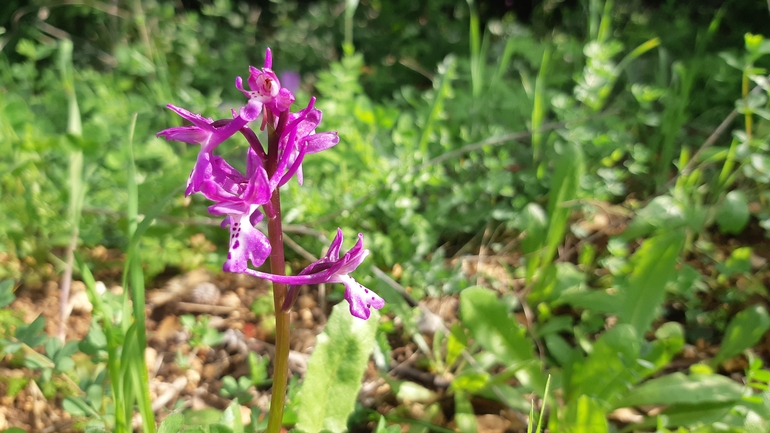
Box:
<box><xmin>1</xmin><ymin>0</ymin><xmax>770</xmax><ymax>431</ymax></box>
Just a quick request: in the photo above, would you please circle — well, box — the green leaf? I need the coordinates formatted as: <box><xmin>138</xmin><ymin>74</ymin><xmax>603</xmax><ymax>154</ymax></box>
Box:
<box><xmin>16</xmin><ymin>316</ymin><xmax>47</xmax><ymax>348</ymax></box>
<box><xmin>459</xmin><ymin>286</ymin><xmax>544</xmax><ymax>391</ymax></box>
<box><xmin>451</xmin><ymin>371</ymin><xmax>490</xmax><ymax>393</ymax></box>
<box><xmin>560</xmin><ymin>395</ymin><xmax>608</xmax><ymax>433</ymax></box>
<box><xmin>614</xmin><ymin>372</ymin><xmax>743</xmax><ymax>408</ymax></box>
<box><xmin>716</xmin><ymin>246</ymin><xmax>753</xmax><ymax>278</ymax></box>
<box><xmin>63</xmin><ymin>396</ymin><xmax>99</xmax><ymax>418</ymax></box>
<box><xmin>716</xmin><ymin>190</ymin><xmax>750</xmax><ymax>234</ymax></box>
<box><xmin>712</xmin><ymin>306</ymin><xmax>770</xmax><ymax>367</ymax></box>
<box><xmin>220</xmin><ymin>402</ymin><xmax>244</xmax><ymax>433</ymax></box>
<box><xmin>532</xmin><ymin>141</ymin><xmax>583</xmax><ymax>300</ymax></box>
<box><xmin>185</xmin><ymin>408</ymin><xmax>225</xmax><ymax>425</ymax></box>
<box><xmin>373</xmin><ymin>416</ymin><xmax>401</xmax><ymax>433</ymax></box>
<box><xmin>454</xmin><ymin>391</ymin><xmax>477</xmax><ymax>433</ymax></box>
<box><xmin>627</xmin><ymin>401</ymin><xmax>736</xmax><ymax>430</ymax></box>
<box><xmin>295</xmin><ymin>303</ymin><xmax>379</xmax><ymax>433</ymax></box>
<box><xmin>569</xmin><ymin>324</ymin><xmax>640</xmax><ymax>405</ymax></box>
<box><xmin>618</xmin><ymin>230</ymin><xmax>685</xmax><ymax>336</ymax></box>
<box><xmin>0</xmin><ymin>280</ymin><xmax>15</xmax><ymax>308</ymax></box>
<box><xmin>158</xmin><ymin>414</ymin><xmax>184</xmax><ymax>433</ymax></box>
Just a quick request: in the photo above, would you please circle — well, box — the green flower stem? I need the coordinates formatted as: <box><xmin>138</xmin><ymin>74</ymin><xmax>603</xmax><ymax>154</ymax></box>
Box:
<box><xmin>266</xmin><ymin>112</ymin><xmax>290</xmax><ymax>433</ymax></box>
<box><xmin>266</xmin><ymin>189</ymin><xmax>290</xmax><ymax>433</ymax></box>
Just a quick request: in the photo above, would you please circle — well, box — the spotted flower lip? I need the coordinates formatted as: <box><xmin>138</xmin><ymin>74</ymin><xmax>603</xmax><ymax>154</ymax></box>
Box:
<box><xmin>244</xmin><ymin>229</ymin><xmax>384</xmax><ymax>320</ymax></box>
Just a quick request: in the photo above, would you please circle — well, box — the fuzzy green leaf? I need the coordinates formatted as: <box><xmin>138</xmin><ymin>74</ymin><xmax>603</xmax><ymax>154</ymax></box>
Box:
<box><xmin>460</xmin><ymin>286</ymin><xmax>544</xmax><ymax>391</ymax></box>
<box><xmin>716</xmin><ymin>190</ymin><xmax>750</xmax><ymax>234</ymax></box>
<box><xmin>295</xmin><ymin>303</ymin><xmax>379</xmax><ymax>433</ymax></box>
<box><xmin>618</xmin><ymin>230</ymin><xmax>684</xmax><ymax>336</ymax></box>
<box><xmin>712</xmin><ymin>305</ymin><xmax>770</xmax><ymax>367</ymax></box>
<box><xmin>615</xmin><ymin>372</ymin><xmax>743</xmax><ymax>408</ymax></box>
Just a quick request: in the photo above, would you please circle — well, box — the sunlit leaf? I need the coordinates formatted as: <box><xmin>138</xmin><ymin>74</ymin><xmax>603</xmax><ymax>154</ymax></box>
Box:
<box><xmin>295</xmin><ymin>303</ymin><xmax>379</xmax><ymax>433</ymax></box>
<box><xmin>712</xmin><ymin>306</ymin><xmax>770</xmax><ymax>367</ymax></box>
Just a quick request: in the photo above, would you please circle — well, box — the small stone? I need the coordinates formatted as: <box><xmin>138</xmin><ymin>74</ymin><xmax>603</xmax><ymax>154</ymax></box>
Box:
<box><xmin>145</xmin><ymin>347</ymin><xmax>158</xmax><ymax>373</ymax></box>
<box><xmin>220</xmin><ymin>292</ymin><xmax>241</xmax><ymax>308</ymax></box>
<box><xmin>191</xmin><ymin>282</ymin><xmax>220</xmax><ymax>305</ymax></box>
<box><xmin>68</xmin><ymin>290</ymin><xmax>92</xmax><ymax>314</ymax></box>
<box><xmin>297</xmin><ymin>294</ymin><xmax>316</xmax><ymax>310</ymax></box>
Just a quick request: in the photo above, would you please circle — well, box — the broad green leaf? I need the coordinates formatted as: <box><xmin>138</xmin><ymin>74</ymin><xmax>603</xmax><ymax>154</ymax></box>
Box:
<box><xmin>716</xmin><ymin>246</ymin><xmax>752</xmax><ymax>278</ymax></box>
<box><xmin>63</xmin><ymin>396</ymin><xmax>99</xmax><ymax>418</ymax></box>
<box><xmin>569</xmin><ymin>324</ymin><xmax>639</xmax><ymax>404</ymax></box>
<box><xmin>614</xmin><ymin>372</ymin><xmax>743</xmax><ymax>408</ymax></box>
<box><xmin>295</xmin><ymin>303</ymin><xmax>379</xmax><ymax>433</ymax></box>
<box><xmin>620</xmin><ymin>195</ymin><xmax>685</xmax><ymax>240</ymax></box>
<box><xmin>373</xmin><ymin>416</ymin><xmax>401</xmax><ymax>433</ymax></box>
<box><xmin>628</xmin><ymin>401</ymin><xmax>736</xmax><ymax>430</ymax></box>
<box><xmin>716</xmin><ymin>190</ymin><xmax>750</xmax><ymax>234</ymax></box>
<box><xmin>712</xmin><ymin>305</ymin><xmax>770</xmax><ymax>367</ymax></box>
<box><xmin>561</xmin><ymin>395</ymin><xmax>608</xmax><ymax>433</ymax></box>
<box><xmin>185</xmin><ymin>408</ymin><xmax>225</xmax><ymax>425</ymax></box>
<box><xmin>558</xmin><ymin>289</ymin><xmax>619</xmax><ymax>315</ymax></box>
<box><xmin>460</xmin><ymin>286</ymin><xmax>544</xmax><ymax>391</ymax></box>
<box><xmin>16</xmin><ymin>316</ymin><xmax>47</xmax><ymax>348</ymax></box>
<box><xmin>158</xmin><ymin>414</ymin><xmax>184</xmax><ymax>433</ymax></box>
<box><xmin>618</xmin><ymin>230</ymin><xmax>685</xmax><ymax>336</ymax></box>
<box><xmin>635</xmin><ymin>322</ymin><xmax>684</xmax><ymax>378</ymax></box>
<box><xmin>451</xmin><ymin>371</ymin><xmax>489</xmax><ymax>393</ymax></box>
<box><xmin>0</xmin><ymin>280</ymin><xmax>15</xmax><ymax>308</ymax></box>
<box><xmin>219</xmin><ymin>402</ymin><xmax>244</xmax><ymax>433</ymax></box>
<box><xmin>209</xmin><ymin>425</ymin><xmax>234</xmax><ymax>433</ymax></box>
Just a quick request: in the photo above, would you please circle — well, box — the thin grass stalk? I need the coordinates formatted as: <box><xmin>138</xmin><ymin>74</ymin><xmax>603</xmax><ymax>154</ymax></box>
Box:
<box><xmin>79</xmin><ymin>259</ymin><xmax>128</xmax><ymax>432</ymax></box>
<box><xmin>466</xmin><ymin>0</ymin><xmax>481</xmax><ymax>97</ymax></box>
<box><xmin>418</xmin><ymin>56</ymin><xmax>456</xmax><ymax>160</ymax></box>
<box><xmin>343</xmin><ymin>0</ymin><xmax>359</xmax><ymax>56</ymax></box>
<box><xmin>531</xmin><ymin>47</ymin><xmax>551</xmax><ymax>163</ymax></box>
<box><xmin>58</xmin><ymin>38</ymin><xmax>85</xmax><ymax>342</ymax></box>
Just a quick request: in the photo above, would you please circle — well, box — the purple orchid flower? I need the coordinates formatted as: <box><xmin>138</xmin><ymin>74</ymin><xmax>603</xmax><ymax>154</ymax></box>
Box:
<box><xmin>199</xmin><ymin>148</ymin><xmax>272</xmax><ymax>273</ymax></box>
<box><xmin>244</xmin><ymin>229</ymin><xmax>384</xmax><ymax>320</ymax></box>
<box><xmin>158</xmin><ymin>47</ymin><xmax>384</xmax><ymax>321</ymax></box>
<box><xmin>157</xmin><ymin>101</ymin><xmax>262</xmax><ymax>196</ymax></box>
<box><xmin>276</xmin><ymin>98</ymin><xmax>340</xmax><ymax>186</ymax></box>
<box><xmin>236</xmin><ymin>48</ymin><xmax>295</xmax><ymax>118</ymax></box>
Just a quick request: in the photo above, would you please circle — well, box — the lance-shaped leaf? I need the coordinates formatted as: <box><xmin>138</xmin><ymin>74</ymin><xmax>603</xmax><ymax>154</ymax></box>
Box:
<box><xmin>295</xmin><ymin>303</ymin><xmax>379</xmax><ymax>433</ymax></box>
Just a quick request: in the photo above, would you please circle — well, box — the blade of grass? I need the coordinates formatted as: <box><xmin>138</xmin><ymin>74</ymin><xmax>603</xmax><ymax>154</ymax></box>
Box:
<box><xmin>120</xmin><ymin>114</ymin><xmax>157</xmax><ymax>433</ymax></box>
<box><xmin>57</xmin><ymin>38</ymin><xmax>86</xmax><ymax>342</ymax></box>
<box><xmin>535</xmin><ymin>375</ymin><xmax>551</xmax><ymax>433</ymax></box>
<box><xmin>466</xmin><ymin>0</ymin><xmax>481</xmax><ymax>97</ymax></box>
<box><xmin>78</xmin><ymin>257</ymin><xmax>129</xmax><ymax>432</ymax></box>
<box><xmin>417</xmin><ymin>55</ymin><xmax>456</xmax><ymax>160</ymax></box>
<box><xmin>532</xmin><ymin>47</ymin><xmax>552</xmax><ymax>163</ymax></box>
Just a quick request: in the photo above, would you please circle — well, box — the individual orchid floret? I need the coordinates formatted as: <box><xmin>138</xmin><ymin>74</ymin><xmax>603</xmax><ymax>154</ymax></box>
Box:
<box><xmin>157</xmin><ymin>101</ymin><xmax>261</xmax><ymax>196</ymax></box>
<box><xmin>236</xmin><ymin>48</ymin><xmax>295</xmax><ymax>116</ymax></box>
<box><xmin>244</xmin><ymin>229</ymin><xmax>384</xmax><ymax>320</ymax></box>
<box><xmin>199</xmin><ymin>148</ymin><xmax>272</xmax><ymax>273</ymax></box>
<box><xmin>276</xmin><ymin>98</ymin><xmax>340</xmax><ymax>187</ymax></box>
